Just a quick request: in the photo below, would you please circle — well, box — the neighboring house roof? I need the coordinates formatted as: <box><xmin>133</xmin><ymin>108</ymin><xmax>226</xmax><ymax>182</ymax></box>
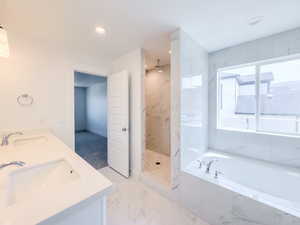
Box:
<box><xmin>220</xmin><ymin>72</ymin><xmax>237</xmax><ymax>79</ymax></box>
<box><xmin>236</xmin><ymin>80</ymin><xmax>300</xmax><ymax>116</ymax></box>
<box><xmin>220</xmin><ymin>72</ymin><xmax>274</xmax><ymax>85</ymax></box>
<box><xmin>236</xmin><ymin>72</ymin><xmax>274</xmax><ymax>85</ymax></box>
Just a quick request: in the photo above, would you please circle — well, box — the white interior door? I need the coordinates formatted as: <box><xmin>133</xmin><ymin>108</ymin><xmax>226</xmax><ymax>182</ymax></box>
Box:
<box><xmin>107</xmin><ymin>70</ymin><xmax>130</xmax><ymax>177</ymax></box>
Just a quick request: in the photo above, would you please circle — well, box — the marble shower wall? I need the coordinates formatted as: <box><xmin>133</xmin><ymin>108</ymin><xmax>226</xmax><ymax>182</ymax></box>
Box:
<box><xmin>145</xmin><ymin>65</ymin><xmax>171</xmax><ymax>156</ymax></box>
<box><xmin>208</xmin><ymin>27</ymin><xmax>300</xmax><ymax>168</ymax></box>
<box><xmin>176</xmin><ymin>30</ymin><xmax>208</xmax><ymax>169</ymax></box>
<box><xmin>170</xmin><ymin>29</ymin><xmax>208</xmax><ymax>189</ymax></box>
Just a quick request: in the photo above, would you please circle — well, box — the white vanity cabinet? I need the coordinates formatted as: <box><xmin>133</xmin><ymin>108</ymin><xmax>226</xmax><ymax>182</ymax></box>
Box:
<box><xmin>39</xmin><ymin>197</ymin><xmax>107</xmax><ymax>225</ymax></box>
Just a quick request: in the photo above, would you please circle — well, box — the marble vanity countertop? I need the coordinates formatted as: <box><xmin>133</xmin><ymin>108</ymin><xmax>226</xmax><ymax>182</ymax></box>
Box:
<box><xmin>0</xmin><ymin>129</ymin><xmax>113</xmax><ymax>225</ymax></box>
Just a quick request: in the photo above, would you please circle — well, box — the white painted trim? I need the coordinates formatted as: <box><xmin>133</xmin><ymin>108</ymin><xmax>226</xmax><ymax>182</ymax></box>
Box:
<box><xmin>101</xmin><ymin>197</ymin><xmax>107</xmax><ymax>225</ymax></box>
<box><xmin>216</xmin><ymin>53</ymin><xmax>300</xmax><ymax>138</ymax></box>
<box><xmin>72</xmin><ymin>69</ymin><xmax>107</xmax><ymax>151</ymax></box>
<box><xmin>217</xmin><ymin>127</ymin><xmax>300</xmax><ymax>139</ymax></box>
<box><xmin>216</xmin><ymin>70</ymin><xmax>221</xmax><ymax>129</ymax></box>
<box><xmin>255</xmin><ymin>65</ymin><xmax>260</xmax><ymax>130</ymax></box>
<box><xmin>217</xmin><ymin>53</ymin><xmax>300</xmax><ymax>72</ymax></box>
<box><xmin>74</xmin><ymin>69</ymin><xmax>108</xmax><ymax>78</ymax></box>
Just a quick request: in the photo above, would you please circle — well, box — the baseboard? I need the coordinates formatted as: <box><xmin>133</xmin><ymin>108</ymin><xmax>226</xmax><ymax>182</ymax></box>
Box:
<box><xmin>87</xmin><ymin>128</ymin><xmax>107</xmax><ymax>138</ymax></box>
<box><xmin>75</xmin><ymin>130</ymin><xmax>88</xmax><ymax>133</ymax></box>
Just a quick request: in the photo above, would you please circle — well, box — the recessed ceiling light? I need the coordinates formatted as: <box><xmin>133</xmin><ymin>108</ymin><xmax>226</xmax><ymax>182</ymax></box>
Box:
<box><xmin>0</xmin><ymin>25</ymin><xmax>9</xmax><ymax>58</ymax></box>
<box><xmin>248</xmin><ymin>16</ymin><xmax>264</xmax><ymax>26</ymax></box>
<box><xmin>95</xmin><ymin>26</ymin><xmax>106</xmax><ymax>35</ymax></box>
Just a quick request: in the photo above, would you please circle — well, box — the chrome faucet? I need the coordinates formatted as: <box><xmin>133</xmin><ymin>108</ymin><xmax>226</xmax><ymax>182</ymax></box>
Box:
<box><xmin>1</xmin><ymin>132</ymin><xmax>23</xmax><ymax>146</ymax></box>
<box><xmin>0</xmin><ymin>161</ymin><xmax>26</xmax><ymax>170</ymax></box>
<box><xmin>196</xmin><ymin>159</ymin><xmax>203</xmax><ymax>169</ymax></box>
<box><xmin>205</xmin><ymin>159</ymin><xmax>218</xmax><ymax>174</ymax></box>
<box><xmin>214</xmin><ymin>170</ymin><xmax>223</xmax><ymax>179</ymax></box>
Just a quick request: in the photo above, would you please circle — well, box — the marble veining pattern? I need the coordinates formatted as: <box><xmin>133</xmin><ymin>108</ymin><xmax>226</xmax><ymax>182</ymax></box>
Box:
<box><xmin>145</xmin><ymin>65</ymin><xmax>171</xmax><ymax>156</ymax></box>
<box><xmin>178</xmin><ymin>29</ymin><xmax>209</xmax><ymax>169</ymax></box>
<box><xmin>99</xmin><ymin>167</ymin><xmax>210</xmax><ymax>225</ymax></box>
<box><xmin>177</xmin><ymin>170</ymin><xmax>300</xmax><ymax>225</ymax></box>
<box><xmin>100</xmin><ymin>165</ymin><xmax>300</xmax><ymax>225</ymax></box>
<box><xmin>170</xmin><ymin>32</ymin><xmax>182</xmax><ymax>190</ymax></box>
<box><xmin>220</xmin><ymin>194</ymin><xmax>300</xmax><ymax>225</ymax></box>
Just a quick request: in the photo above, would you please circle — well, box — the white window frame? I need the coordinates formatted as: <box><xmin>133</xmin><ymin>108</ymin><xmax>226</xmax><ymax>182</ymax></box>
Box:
<box><xmin>217</xmin><ymin>53</ymin><xmax>300</xmax><ymax>138</ymax></box>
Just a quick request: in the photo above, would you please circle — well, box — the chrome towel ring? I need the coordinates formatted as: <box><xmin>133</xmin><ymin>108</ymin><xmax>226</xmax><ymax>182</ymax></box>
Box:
<box><xmin>17</xmin><ymin>94</ymin><xmax>34</xmax><ymax>106</ymax></box>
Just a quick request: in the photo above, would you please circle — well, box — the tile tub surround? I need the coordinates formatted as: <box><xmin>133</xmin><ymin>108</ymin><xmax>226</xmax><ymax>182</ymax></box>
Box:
<box><xmin>143</xmin><ymin>150</ymin><xmax>171</xmax><ymax>187</ymax></box>
<box><xmin>168</xmin><ymin>29</ymin><xmax>300</xmax><ymax>225</ymax></box>
<box><xmin>177</xmin><ymin>172</ymin><xmax>300</xmax><ymax>225</ymax></box>
<box><xmin>99</xmin><ymin>167</ymin><xmax>210</xmax><ymax>225</ymax></box>
<box><xmin>208</xmin><ymin>28</ymin><xmax>300</xmax><ymax>168</ymax></box>
<box><xmin>169</xmin><ymin>29</ymin><xmax>208</xmax><ymax>190</ymax></box>
<box><xmin>175</xmin><ymin>29</ymin><xmax>209</xmax><ymax>169</ymax></box>
<box><xmin>184</xmin><ymin>150</ymin><xmax>300</xmax><ymax>219</ymax></box>
<box><xmin>145</xmin><ymin>65</ymin><xmax>171</xmax><ymax>156</ymax></box>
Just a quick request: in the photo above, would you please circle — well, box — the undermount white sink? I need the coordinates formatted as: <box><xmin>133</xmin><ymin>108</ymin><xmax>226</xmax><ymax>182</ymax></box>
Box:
<box><xmin>13</xmin><ymin>135</ymin><xmax>48</xmax><ymax>146</ymax></box>
<box><xmin>4</xmin><ymin>159</ymin><xmax>79</xmax><ymax>207</ymax></box>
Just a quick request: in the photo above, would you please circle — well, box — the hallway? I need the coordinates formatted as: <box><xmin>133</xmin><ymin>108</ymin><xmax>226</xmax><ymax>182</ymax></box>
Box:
<box><xmin>75</xmin><ymin>131</ymin><xmax>108</xmax><ymax>169</ymax></box>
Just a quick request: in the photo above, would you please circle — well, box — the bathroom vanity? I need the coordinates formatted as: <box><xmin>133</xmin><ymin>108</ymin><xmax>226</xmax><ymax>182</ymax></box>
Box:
<box><xmin>0</xmin><ymin>130</ymin><xmax>112</xmax><ymax>225</ymax></box>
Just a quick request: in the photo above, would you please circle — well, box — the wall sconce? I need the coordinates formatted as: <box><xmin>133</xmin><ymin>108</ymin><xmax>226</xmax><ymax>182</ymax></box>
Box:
<box><xmin>0</xmin><ymin>25</ymin><xmax>10</xmax><ymax>58</ymax></box>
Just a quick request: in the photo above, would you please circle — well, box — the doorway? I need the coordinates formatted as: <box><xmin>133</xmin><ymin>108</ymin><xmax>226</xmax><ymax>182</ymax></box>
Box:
<box><xmin>143</xmin><ymin>55</ymin><xmax>171</xmax><ymax>188</ymax></box>
<box><xmin>74</xmin><ymin>71</ymin><xmax>108</xmax><ymax>170</ymax></box>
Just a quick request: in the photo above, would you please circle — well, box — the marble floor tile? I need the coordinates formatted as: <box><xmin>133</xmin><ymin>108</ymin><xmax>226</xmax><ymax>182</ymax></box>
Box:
<box><xmin>143</xmin><ymin>150</ymin><xmax>171</xmax><ymax>187</ymax></box>
<box><xmin>99</xmin><ymin>167</ymin><xmax>210</xmax><ymax>225</ymax></box>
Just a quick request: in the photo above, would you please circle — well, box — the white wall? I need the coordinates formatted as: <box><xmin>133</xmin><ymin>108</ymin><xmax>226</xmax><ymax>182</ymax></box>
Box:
<box><xmin>86</xmin><ymin>82</ymin><xmax>107</xmax><ymax>137</ymax></box>
<box><xmin>111</xmin><ymin>48</ymin><xmax>145</xmax><ymax>176</ymax></box>
<box><xmin>208</xmin><ymin>27</ymin><xmax>300</xmax><ymax>168</ymax></box>
<box><xmin>0</xmin><ymin>33</ymin><xmax>110</xmax><ymax>149</ymax></box>
<box><xmin>75</xmin><ymin>87</ymin><xmax>87</xmax><ymax>132</ymax></box>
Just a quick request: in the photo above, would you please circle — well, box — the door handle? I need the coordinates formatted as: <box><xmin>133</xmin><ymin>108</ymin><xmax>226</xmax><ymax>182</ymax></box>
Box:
<box><xmin>122</xmin><ymin>128</ymin><xmax>127</xmax><ymax>132</ymax></box>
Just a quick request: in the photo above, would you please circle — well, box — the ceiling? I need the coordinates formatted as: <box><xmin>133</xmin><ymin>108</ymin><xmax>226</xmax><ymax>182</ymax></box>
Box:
<box><xmin>2</xmin><ymin>0</ymin><xmax>300</xmax><ymax>65</ymax></box>
<box><xmin>74</xmin><ymin>71</ymin><xmax>106</xmax><ymax>87</ymax></box>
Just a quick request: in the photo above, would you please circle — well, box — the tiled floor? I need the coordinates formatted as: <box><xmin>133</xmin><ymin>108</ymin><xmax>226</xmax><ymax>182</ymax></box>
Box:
<box><xmin>75</xmin><ymin>131</ymin><xmax>107</xmax><ymax>169</ymax></box>
<box><xmin>143</xmin><ymin>150</ymin><xmax>171</xmax><ymax>188</ymax></box>
<box><xmin>99</xmin><ymin>167</ymin><xmax>210</xmax><ymax>225</ymax></box>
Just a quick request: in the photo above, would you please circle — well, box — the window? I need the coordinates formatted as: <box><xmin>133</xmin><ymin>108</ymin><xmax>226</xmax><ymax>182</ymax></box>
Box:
<box><xmin>217</xmin><ymin>56</ymin><xmax>300</xmax><ymax>136</ymax></box>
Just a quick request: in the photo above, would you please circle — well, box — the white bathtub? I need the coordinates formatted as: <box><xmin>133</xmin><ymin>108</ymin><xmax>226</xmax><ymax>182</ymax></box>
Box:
<box><xmin>184</xmin><ymin>150</ymin><xmax>300</xmax><ymax>218</ymax></box>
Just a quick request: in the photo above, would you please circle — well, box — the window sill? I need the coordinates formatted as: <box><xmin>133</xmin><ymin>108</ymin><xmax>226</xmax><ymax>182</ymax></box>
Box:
<box><xmin>216</xmin><ymin>127</ymin><xmax>300</xmax><ymax>139</ymax></box>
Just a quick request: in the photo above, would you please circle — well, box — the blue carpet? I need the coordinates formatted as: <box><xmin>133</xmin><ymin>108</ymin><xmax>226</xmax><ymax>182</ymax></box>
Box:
<box><xmin>75</xmin><ymin>131</ymin><xmax>108</xmax><ymax>169</ymax></box>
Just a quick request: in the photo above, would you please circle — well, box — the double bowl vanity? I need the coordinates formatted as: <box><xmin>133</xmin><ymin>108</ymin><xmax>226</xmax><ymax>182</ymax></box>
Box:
<box><xmin>0</xmin><ymin>130</ymin><xmax>112</xmax><ymax>225</ymax></box>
